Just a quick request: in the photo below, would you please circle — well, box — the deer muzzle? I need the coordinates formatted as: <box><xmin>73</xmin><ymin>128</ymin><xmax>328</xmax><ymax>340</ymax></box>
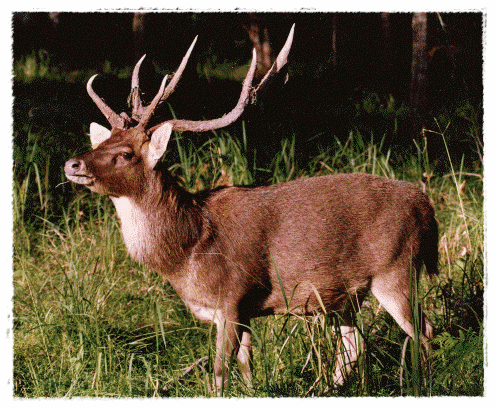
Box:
<box><xmin>64</xmin><ymin>157</ymin><xmax>94</xmax><ymax>186</ymax></box>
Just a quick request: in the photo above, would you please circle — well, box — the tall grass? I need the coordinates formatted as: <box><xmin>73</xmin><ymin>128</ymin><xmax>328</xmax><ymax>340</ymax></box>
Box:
<box><xmin>12</xmin><ymin>108</ymin><xmax>483</xmax><ymax>397</ymax></box>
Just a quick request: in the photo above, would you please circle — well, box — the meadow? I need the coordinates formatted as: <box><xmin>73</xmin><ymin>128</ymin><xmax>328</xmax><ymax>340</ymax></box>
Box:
<box><xmin>12</xmin><ymin>53</ymin><xmax>484</xmax><ymax>397</ymax></box>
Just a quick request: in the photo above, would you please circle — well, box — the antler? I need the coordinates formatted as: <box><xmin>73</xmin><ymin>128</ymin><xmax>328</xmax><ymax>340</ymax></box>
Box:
<box><xmin>87</xmin><ymin>37</ymin><xmax>198</xmax><ymax>130</ymax></box>
<box><xmin>86</xmin><ymin>25</ymin><xmax>294</xmax><ymax>133</ymax></box>
<box><xmin>151</xmin><ymin>24</ymin><xmax>295</xmax><ymax>133</ymax></box>
<box><xmin>128</xmin><ymin>54</ymin><xmax>147</xmax><ymax>121</ymax></box>
<box><xmin>129</xmin><ymin>36</ymin><xmax>198</xmax><ymax>127</ymax></box>
<box><xmin>87</xmin><ymin>74</ymin><xmax>129</xmax><ymax>129</ymax></box>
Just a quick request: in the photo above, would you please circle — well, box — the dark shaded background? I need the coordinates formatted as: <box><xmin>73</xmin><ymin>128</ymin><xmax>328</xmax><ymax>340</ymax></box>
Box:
<box><xmin>12</xmin><ymin>11</ymin><xmax>483</xmax><ymax>166</ymax></box>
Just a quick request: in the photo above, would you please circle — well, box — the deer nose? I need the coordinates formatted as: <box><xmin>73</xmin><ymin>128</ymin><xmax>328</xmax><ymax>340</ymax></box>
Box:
<box><xmin>64</xmin><ymin>158</ymin><xmax>87</xmax><ymax>176</ymax></box>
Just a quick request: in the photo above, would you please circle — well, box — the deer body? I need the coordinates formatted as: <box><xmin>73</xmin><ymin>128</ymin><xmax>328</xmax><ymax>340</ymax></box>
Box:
<box><xmin>113</xmin><ymin>171</ymin><xmax>437</xmax><ymax>321</ymax></box>
<box><xmin>113</xmin><ymin>169</ymin><xmax>436</xmax><ymax>319</ymax></box>
<box><xmin>65</xmin><ymin>25</ymin><xmax>438</xmax><ymax>391</ymax></box>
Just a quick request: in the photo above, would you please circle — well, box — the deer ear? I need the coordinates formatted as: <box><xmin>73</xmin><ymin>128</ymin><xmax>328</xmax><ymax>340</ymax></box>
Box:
<box><xmin>89</xmin><ymin>122</ymin><xmax>111</xmax><ymax>148</ymax></box>
<box><xmin>147</xmin><ymin>123</ymin><xmax>173</xmax><ymax>167</ymax></box>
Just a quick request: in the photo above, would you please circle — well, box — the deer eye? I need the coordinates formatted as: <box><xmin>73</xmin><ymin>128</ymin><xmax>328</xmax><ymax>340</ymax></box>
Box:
<box><xmin>121</xmin><ymin>151</ymin><xmax>134</xmax><ymax>160</ymax></box>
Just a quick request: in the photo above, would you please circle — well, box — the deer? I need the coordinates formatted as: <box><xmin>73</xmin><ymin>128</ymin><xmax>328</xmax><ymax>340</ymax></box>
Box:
<box><xmin>64</xmin><ymin>24</ymin><xmax>439</xmax><ymax>393</ymax></box>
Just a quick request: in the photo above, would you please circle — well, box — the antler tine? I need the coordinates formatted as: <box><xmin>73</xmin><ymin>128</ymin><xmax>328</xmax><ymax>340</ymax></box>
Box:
<box><xmin>139</xmin><ymin>36</ymin><xmax>198</xmax><ymax>128</ymax></box>
<box><xmin>137</xmin><ymin>74</ymin><xmax>169</xmax><ymax>128</ymax></box>
<box><xmin>159</xmin><ymin>36</ymin><xmax>198</xmax><ymax>105</ymax></box>
<box><xmin>129</xmin><ymin>54</ymin><xmax>147</xmax><ymax>121</ymax></box>
<box><xmin>87</xmin><ymin>74</ymin><xmax>127</xmax><ymax>129</ymax></box>
<box><xmin>152</xmin><ymin>48</ymin><xmax>258</xmax><ymax>133</ymax></box>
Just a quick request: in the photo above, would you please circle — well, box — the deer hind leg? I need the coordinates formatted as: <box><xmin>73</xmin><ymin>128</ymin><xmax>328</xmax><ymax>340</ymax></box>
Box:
<box><xmin>371</xmin><ymin>273</ymin><xmax>432</xmax><ymax>342</ymax></box>
<box><xmin>331</xmin><ymin>290</ymin><xmax>368</xmax><ymax>388</ymax></box>
<box><xmin>371</xmin><ymin>271</ymin><xmax>434</xmax><ymax>368</ymax></box>
<box><xmin>332</xmin><ymin>324</ymin><xmax>360</xmax><ymax>387</ymax></box>
<box><xmin>332</xmin><ymin>289</ymin><xmax>367</xmax><ymax>388</ymax></box>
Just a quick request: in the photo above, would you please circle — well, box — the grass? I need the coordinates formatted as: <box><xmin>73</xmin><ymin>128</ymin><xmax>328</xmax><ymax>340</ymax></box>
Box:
<box><xmin>12</xmin><ymin>119</ymin><xmax>484</xmax><ymax>397</ymax></box>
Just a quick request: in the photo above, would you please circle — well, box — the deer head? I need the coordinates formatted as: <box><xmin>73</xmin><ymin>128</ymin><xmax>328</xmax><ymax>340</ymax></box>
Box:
<box><xmin>65</xmin><ymin>25</ymin><xmax>294</xmax><ymax>198</ymax></box>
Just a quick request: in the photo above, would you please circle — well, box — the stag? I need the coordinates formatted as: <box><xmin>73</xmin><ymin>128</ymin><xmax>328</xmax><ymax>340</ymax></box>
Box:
<box><xmin>65</xmin><ymin>25</ymin><xmax>438</xmax><ymax>393</ymax></box>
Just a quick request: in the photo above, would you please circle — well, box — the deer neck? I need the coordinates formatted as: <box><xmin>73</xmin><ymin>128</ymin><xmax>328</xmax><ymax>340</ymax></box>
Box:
<box><xmin>110</xmin><ymin>171</ymin><xmax>203</xmax><ymax>276</ymax></box>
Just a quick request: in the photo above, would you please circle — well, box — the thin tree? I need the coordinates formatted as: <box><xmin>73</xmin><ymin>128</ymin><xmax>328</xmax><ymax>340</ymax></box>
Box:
<box><xmin>133</xmin><ymin>12</ymin><xmax>146</xmax><ymax>64</ymax></box>
<box><xmin>410</xmin><ymin>12</ymin><xmax>429</xmax><ymax>138</ymax></box>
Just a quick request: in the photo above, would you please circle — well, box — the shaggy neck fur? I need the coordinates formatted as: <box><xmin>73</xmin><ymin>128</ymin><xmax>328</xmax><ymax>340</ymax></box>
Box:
<box><xmin>111</xmin><ymin>168</ymin><xmax>204</xmax><ymax>276</ymax></box>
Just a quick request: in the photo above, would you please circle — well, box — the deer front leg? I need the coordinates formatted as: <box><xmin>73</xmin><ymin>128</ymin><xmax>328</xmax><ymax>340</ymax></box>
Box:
<box><xmin>237</xmin><ymin>327</ymin><xmax>253</xmax><ymax>385</ymax></box>
<box><xmin>214</xmin><ymin>315</ymin><xmax>241</xmax><ymax>393</ymax></box>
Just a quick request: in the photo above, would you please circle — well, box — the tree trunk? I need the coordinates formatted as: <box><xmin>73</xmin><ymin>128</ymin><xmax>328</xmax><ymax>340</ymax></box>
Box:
<box><xmin>410</xmin><ymin>12</ymin><xmax>429</xmax><ymax>138</ymax></box>
<box><xmin>246</xmin><ymin>13</ymin><xmax>272</xmax><ymax>76</ymax></box>
<box><xmin>133</xmin><ymin>12</ymin><xmax>146</xmax><ymax>64</ymax></box>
